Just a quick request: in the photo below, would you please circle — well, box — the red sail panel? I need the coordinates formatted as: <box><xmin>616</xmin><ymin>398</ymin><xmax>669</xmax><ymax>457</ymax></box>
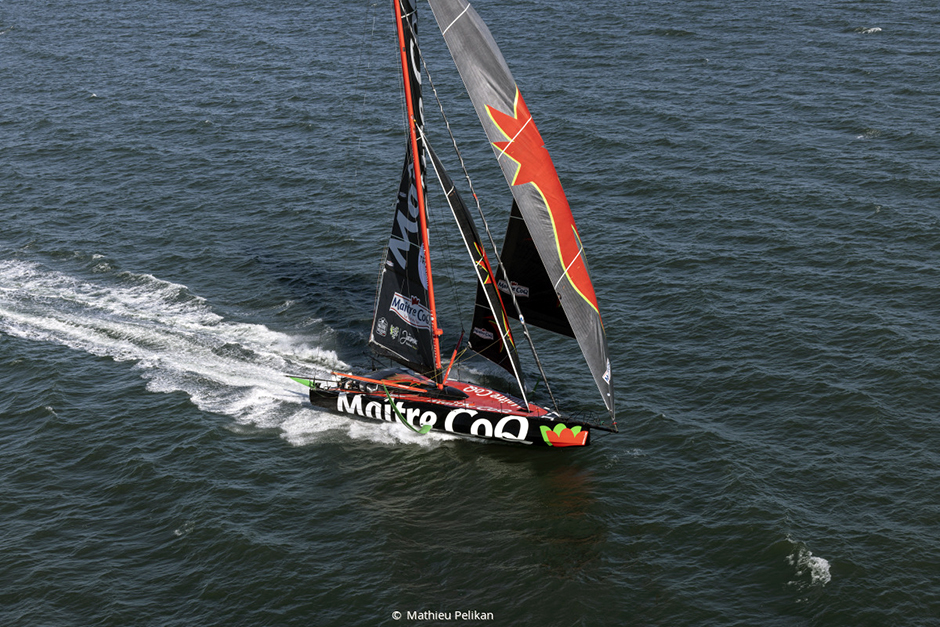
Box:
<box><xmin>428</xmin><ymin>0</ymin><xmax>614</xmax><ymax>418</ymax></box>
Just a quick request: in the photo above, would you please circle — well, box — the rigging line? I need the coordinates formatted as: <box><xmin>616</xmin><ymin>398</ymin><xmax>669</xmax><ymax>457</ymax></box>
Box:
<box><xmin>419</xmin><ymin>135</ymin><xmax>489</xmax><ymax>349</ymax></box>
<box><xmin>349</xmin><ymin>2</ymin><xmax>383</xmax><ymax>270</ymax></box>
<box><xmin>423</xmin><ymin>173</ymin><xmax>465</xmax><ymax>341</ymax></box>
<box><xmin>413</xmin><ymin>139</ymin><xmax>466</xmax><ymax>342</ymax></box>
<box><xmin>321</xmin><ymin>1</ymin><xmax>380</xmax><ymax>373</ymax></box>
<box><xmin>348</xmin><ymin>2</ymin><xmax>380</xmax><ymax>189</ymax></box>
<box><xmin>419</xmin><ymin>125</ymin><xmax>529</xmax><ymax>409</ymax></box>
<box><xmin>413</xmin><ymin>30</ymin><xmax>561</xmax><ymax>415</ymax></box>
<box><xmin>414</xmin><ymin>145</ymin><xmax>465</xmax><ymax>334</ymax></box>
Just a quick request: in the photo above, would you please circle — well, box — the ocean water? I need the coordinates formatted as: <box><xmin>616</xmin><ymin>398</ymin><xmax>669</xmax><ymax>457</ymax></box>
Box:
<box><xmin>2</xmin><ymin>0</ymin><xmax>938</xmax><ymax>625</ymax></box>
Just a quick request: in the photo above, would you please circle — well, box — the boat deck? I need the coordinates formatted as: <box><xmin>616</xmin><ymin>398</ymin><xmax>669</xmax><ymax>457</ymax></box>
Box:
<box><xmin>331</xmin><ymin>368</ymin><xmax>551</xmax><ymax>418</ymax></box>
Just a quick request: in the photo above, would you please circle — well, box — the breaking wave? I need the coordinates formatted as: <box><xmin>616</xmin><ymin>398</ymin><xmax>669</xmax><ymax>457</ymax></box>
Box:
<box><xmin>786</xmin><ymin>536</ymin><xmax>832</xmax><ymax>589</ymax></box>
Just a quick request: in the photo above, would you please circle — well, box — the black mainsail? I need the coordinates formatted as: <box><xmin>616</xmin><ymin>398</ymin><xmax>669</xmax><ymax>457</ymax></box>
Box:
<box><xmin>428</xmin><ymin>0</ymin><xmax>615</xmax><ymax>419</ymax></box>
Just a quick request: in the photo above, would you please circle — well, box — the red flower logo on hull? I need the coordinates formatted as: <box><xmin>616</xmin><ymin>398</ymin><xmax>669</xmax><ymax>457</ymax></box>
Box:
<box><xmin>540</xmin><ymin>423</ymin><xmax>588</xmax><ymax>447</ymax></box>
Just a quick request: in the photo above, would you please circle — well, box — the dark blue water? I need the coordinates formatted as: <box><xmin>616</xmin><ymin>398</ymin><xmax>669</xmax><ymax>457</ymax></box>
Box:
<box><xmin>2</xmin><ymin>1</ymin><xmax>938</xmax><ymax>625</ymax></box>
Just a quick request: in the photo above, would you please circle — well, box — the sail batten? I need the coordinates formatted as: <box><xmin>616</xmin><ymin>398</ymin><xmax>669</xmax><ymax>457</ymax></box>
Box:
<box><xmin>440</xmin><ymin>3</ymin><xmax>470</xmax><ymax>35</ymax></box>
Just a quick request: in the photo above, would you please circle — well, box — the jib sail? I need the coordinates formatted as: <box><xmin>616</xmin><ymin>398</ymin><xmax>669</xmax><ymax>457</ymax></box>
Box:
<box><xmin>425</xmin><ymin>141</ymin><xmax>527</xmax><ymax>400</ymax></box>
<box><xmin>476</xmin><ymin>200</ymin><xmax>574</xmax><ymax>338</ymax></box>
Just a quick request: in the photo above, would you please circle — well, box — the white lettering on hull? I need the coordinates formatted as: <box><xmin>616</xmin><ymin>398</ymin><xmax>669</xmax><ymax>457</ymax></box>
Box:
<box><xmin>445</xmin><ymin>408</ymin><xmax>477</xmax><ymax>432</ymax></box>
<box><xmin>338</xmin><ymin>392</ymin><xmax>363</xmax><ymax>416</ymax></box>
<box><xmin>334</xmin><ymin>394</ymin><xmax>533</xmax><ymax>443</ymax></box>
<box><xmin>470</xmin><ymin>418</ymin><xmax>493</xmax><ymax>438</ymax></box>
<box><xmin>495</xmin><ymin>415</ymin><xmax>528</xmax><ymax>441</ymax></box>
<box><xmin>365</xmin><ymin>401</ymin><xmax>383</xmax><ymax>420</ymax></box>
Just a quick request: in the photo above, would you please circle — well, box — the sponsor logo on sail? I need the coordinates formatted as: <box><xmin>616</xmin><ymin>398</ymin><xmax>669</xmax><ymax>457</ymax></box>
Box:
<box><xmin>389</xmin><ymin>161</ymin><xmax>421</xmax><ymax>272</ymax></box>
<box><xmin>399</xmin><ymin>329</ymin><xmax>418</xmax><ymax>348</ymax></box>
<box><xmin>497</xmin><ymin>278</ymin><xmax>529</xmax><ymax>298</ymax></box>
<box><xmin>389</xmin><ymin>292</ymin><xmax>431</xmax><ymax>330</ymax></box>
<box><xmin>375</xmin><ymin>317</ymin><xmax>388</xmax><ymax>337</ymax></box>
<box><xmin>472</xmin><ymin>326</ymin><xmax>494</xmax><ymax>341</ymax></box>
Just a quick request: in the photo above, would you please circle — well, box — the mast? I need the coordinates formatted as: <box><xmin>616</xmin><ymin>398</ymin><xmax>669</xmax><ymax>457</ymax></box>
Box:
<box><xmin>393</xmin><ymin>0</ymin><xmax>443</xmax><ymax>379</ymax></box>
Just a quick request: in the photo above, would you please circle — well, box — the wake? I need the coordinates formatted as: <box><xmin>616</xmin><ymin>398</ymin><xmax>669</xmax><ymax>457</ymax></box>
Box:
<box><xmin>0</xmin><ymin>259</ymin><xmax>447</xmax><ymax>446</ymax></box>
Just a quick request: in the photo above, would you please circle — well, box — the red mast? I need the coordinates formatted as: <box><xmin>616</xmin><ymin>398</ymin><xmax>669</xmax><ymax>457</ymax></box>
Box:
<box><xmin>393</xmin><ymin>0</ymin><xmax>443</xmax><ymax>380</ymax></box>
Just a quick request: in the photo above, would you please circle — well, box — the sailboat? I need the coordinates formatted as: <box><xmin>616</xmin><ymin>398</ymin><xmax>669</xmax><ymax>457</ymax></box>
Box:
<box><xmin>293</xmin><ymin>0</ymin><xmax>617</xmax><ymax>447</ymax></box>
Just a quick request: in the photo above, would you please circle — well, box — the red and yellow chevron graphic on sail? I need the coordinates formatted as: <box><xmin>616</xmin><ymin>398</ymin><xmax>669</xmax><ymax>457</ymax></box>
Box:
<box><xmin>486</xmin><ymin>87</ymin><xmax>599</xmax><ymax>313</ymax></box>
<box><xmin>473</xmin><ymin>241</ymin><xmax>515</xmax><ymax>350</ymax></box>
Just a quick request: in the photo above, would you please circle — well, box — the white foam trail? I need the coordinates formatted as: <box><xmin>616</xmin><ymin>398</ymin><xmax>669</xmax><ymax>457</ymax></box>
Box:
<box><xmin>0</xmin><ymin>259</ymin><xmax>453</xmax><ymax>447</ymax></box>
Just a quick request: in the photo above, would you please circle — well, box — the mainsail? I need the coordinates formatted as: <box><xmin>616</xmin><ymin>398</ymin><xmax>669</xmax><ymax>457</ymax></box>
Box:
<box><xmin>428</xmin><ymin>0</ymin><xmax>615</xmax><ymax>418</ymax></box>
<box><xmin>369</xmin><ymin>0</ymin><xmax>440</xmax><ymax>377</ymax></box>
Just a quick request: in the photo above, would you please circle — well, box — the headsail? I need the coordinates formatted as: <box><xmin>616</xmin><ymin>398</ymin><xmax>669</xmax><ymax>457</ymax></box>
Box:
<box><xmin>428</xmin><ymin>0</ymin><xmax>615</xmax><ymax>418</ymax></box>
<box><xmin>425</xmin><ymin>140</ymin><xmax>527</xmax><ymax>401</ymax></box>
<box><xmin>369</xmin><ymin>0</ymin><xmax>440</xmax><ymax>377</ymax></box>
<box><xmin>478</xmin><ymin>200</ymin><xmax>573</xmax><ymax>338</ymax></box>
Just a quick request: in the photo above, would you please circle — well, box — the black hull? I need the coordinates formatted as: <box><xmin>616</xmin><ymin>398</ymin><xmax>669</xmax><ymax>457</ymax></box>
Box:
<box><xmin>306</xmin><ymin>382</ymin><xmax>594</xmax><ymax>448</ymax></box>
